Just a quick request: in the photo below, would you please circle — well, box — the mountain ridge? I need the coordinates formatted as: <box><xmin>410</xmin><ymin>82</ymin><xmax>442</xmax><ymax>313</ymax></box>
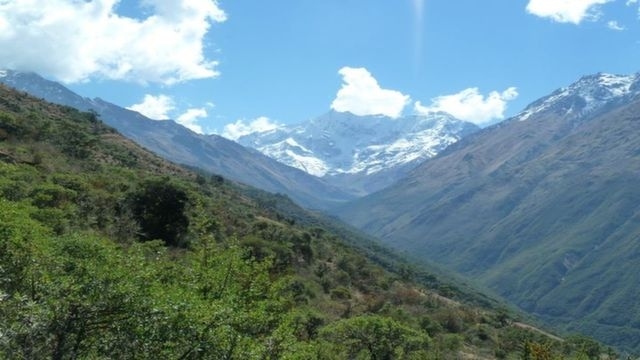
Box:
<box><xmin>0</xmin><ymin>70</ymin><xmax>354</xmax><ymax>209</ymax></box>
<box><xmin>335</xmin><ymin>71</ymin><xmax>640</xmax><ymax>352</ymax></box>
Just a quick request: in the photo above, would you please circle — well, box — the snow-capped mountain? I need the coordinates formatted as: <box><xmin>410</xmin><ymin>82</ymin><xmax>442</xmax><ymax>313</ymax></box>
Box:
<box><xmin>515</xmin><ymin>72</ymin><xmax>640</xmax><ymax>122</ymax></box>
<box><xmin>236</xmin><ymin>110</ymin><xmax>479</xmax><ymax>194</ymax></box>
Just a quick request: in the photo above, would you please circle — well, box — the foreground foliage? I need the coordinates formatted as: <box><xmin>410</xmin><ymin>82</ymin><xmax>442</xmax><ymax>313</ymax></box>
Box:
<box><xmin>0</xmin><ymin>85</ymin><xmax>615</xmax><ymax>358</ymax></box>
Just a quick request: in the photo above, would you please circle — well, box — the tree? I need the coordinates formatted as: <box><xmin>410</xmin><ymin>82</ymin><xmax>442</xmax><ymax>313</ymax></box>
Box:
<box><xmin>565</xmin><ymin>335</ymin><xmax>602</xmax><ymax>360</ymax></box>
<box><xmin>320</xmin><ymin>315</ymin><xmax>430</xmax><ymax>359</ymax></box>
<box><xmin>129</xmin><ymin>178</ymin><xmax>190</xmax><ymax>247</ymax></box>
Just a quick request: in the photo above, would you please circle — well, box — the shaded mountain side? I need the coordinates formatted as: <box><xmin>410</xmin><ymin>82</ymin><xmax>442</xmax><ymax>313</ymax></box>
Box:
<box><xmin>92</xmin><ymin>97</ymin><xmax>354</xmax><ymax>209</ymax></box>
<box><xmin>321</xmin><ymin>159</ymin><xmax>421</xmax><ymax>197</ymax></box>
<box><xmin>0</xmin><ymin>70</ymin><xmax>354</xmax><ymax>209</ymax></box>
<box><xmin>336</xmin><ymin>73</ymin><xmax>640</xmax><ymax>352</ymax></box>
<box><xmin>0</xmin><ymin>84</ymin><xmax>610</xmax><ymax>358</ymax></box>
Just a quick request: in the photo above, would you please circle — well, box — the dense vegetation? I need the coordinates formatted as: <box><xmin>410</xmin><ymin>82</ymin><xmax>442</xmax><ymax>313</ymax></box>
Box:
<box><xmin>0</xmin><ymin>85</ymin><xmax>613</xmax><ymax>359</ymax></box>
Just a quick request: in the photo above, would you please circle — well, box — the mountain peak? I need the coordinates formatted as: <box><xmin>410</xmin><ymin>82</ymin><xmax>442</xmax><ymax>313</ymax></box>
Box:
<box><xmin>575</xmin><ymin>72</ymin><xmax>638</xmax><ymax>95</ymax></box>
<box><xmin>237</xmin><ymin>111</ymin><xmax>479</xmax><ymax>193</ymax></box>
<box><xmin>516</xmin><ymin>71</ymin><xmax>640</xmax><ymax>122</ymax></box>
<box><xmin>0</xmin><ymin>69</ymin><xmax>44</xmax><ymax>80</ymax></box>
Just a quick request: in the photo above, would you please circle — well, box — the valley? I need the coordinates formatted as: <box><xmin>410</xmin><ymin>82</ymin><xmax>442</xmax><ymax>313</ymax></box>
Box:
<box><xmin>0</xmin><ymin>80</ymin><xmax>610</xmax><ymax>359</ymax></box>
<box><xmin>3</xmin><ymin>69</ymin><xmax>639</xmax><ymax>355</ymax></box>
<box><xmin>2</xmin><ymin>0</ymin><xmax>640</xmax><ymax>357</ymax></box>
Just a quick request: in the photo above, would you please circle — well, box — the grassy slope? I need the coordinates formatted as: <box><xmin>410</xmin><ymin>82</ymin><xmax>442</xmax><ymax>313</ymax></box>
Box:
<box><xmin>337</xmin><ymin>96</ymin><xmax>640</xmax><ymax>353</ymax></box>
<box><xmin>0</xmin><ymin>85</ymin><xmax>609</xmax><ymax>359</ymax></box>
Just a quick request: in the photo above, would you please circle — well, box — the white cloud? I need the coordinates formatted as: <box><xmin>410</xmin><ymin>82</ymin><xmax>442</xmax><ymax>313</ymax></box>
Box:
<box><xmin>415</xmin><ymin>87</ymin><xmax>518</xmax><ymax>126</ymax></box>
<box><xmin>177</xmin><ymin>108</ymin><xmax>208</xmax><ymax>134</ymax></box>
<box><xmin>128</xmin><ymin>94</ymin><xmax>210</xmax><ymax>133</ymax></box>
<box><xmin>127</xmin><ymin>94</ymin><xmax>175</xmax><ymax>120</ymax></box>
<box><xmin>331</xmin><ymin>67</ymin><xmax>410</xmax><ymax>118</ymax></box>
<box><xmin>0</xmin><ymin>0</ymin><xmax>226</xmax><ymax>84</ymax></box>
<box><xmin>526</xmin><ymin>0</ymin><xmax>611</xmax><ymax>24</ymax></box>
<box><xmin>626</xmin><ymin>0</ymin><xmax>640</xmax><ymax>18</ymax></box>
<box><xmin>222</xmin><ymin>117</ymin><xmax>281</xmax><ymax>141</ymax></box>
<box><xmin>607</xmin><ymin>20</ymin><xmax>625</xmax><ymax>30</ymax></box>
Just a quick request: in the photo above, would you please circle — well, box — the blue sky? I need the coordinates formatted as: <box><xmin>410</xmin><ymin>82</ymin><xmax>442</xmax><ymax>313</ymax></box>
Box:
<box><xmin>1</xmin><ymin>0</ymin><xmax>640</xmax><ymax>136</ymax></box>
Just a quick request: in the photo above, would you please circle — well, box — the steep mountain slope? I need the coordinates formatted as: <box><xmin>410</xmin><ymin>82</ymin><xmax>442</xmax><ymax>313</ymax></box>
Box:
<box><xmin>0</xmin><ymin>84</ymin><xmax>608</xmax><ymax>359</ymax></box>
<box><xmin>336</xmin><ymin>72</ymin><xmax>640</xmax><ymax>351</ymax></box>
<box><xmin>0</xmin><ymin>70</ymin><xmax>353</xmax><ymax>209</ymax></box>
<box><xmin>236</xmin><ymin>110</ymin><xmax>478</xmax><ymax>195</ymax></box>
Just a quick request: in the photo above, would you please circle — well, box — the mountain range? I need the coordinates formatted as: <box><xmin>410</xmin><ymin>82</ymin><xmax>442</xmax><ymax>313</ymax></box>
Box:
<box><xmin>336</xmin><ymin>72</ymin><xmax>640</xmax><ymax>351</ymax></box>
<box><xmin>0</xmin><ymin>70</ymin><xmax>480</xmax><ymax>205</ymax></box>
<box><xmin>236</xmin><ymin>110</ymin><xmax>478</xmax><ymax>195</ymax></box>
<box><xmin>3</xmin><ymin>67</ymin><xmax>640</xmax><ymax>352</ymax></box>
<box><xmin>5</xmin><ymin>80</ymin><xmax>600</xmax><ymax>358</ymax></box>
<box><xmin>0</xmin><ymin>70</ymin><xmax>353</xmax><ymax>210</ymax></box>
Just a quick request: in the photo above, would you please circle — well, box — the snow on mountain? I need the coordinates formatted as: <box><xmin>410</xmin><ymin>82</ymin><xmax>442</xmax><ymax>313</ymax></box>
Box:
<box><xmin>258</xmin><ymin>137</ymin><xmax>331</xmax><ymax>177</ymax></box>
<box><xmin>516</xmin><ymin>72</ymin><xmax>640</xmax><ymax>121</ymax></box>
<box><xmin>236</xmin><ymin>110</ymin><xmax>479</xmax><ymax>179</ymax></box>
<box><xmin>236</xmin><ymin>71</ymin><xmax>640</xmax><ymax>193</ymax></box>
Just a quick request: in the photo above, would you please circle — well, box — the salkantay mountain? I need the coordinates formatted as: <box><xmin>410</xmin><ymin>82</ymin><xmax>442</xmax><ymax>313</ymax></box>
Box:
<box><xmin>234</xmin><ymin>110</ymin><xmax>478</xmax><ymax>195</ymax></box>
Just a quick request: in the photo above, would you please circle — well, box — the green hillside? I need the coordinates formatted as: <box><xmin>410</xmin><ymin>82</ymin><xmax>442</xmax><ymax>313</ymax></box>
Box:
<box><xmin>0</xmin><ymin>85</ymin><xmax>609</xmax><ymax>359</ymax></box>
<box><xmin>337</xmin><ymin>91</ymin><xmax>640</xmax><ymax>353</ymax></box>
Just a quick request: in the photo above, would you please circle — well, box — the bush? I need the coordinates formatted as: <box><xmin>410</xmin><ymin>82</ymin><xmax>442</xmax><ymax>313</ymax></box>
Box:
<box><xmin>128</xmin><ymin>178</ymin><xmax>190</xmax><ymax>247</ymax></box>
<box><xmin>320</xmin><ymin>315</ymin><xmax>430</xmax><ymax>359</ymax></box>
<box><xmin>330</xmin><ymin>286</ymin><xmax>352</xmax><ymax>300</ymax></box>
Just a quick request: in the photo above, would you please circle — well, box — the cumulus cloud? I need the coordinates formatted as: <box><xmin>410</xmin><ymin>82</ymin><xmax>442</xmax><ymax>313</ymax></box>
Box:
<box><xmin>331</xmin><ymin>67</ymin><xmax>410</xmax><ymax>118</ymax></box>
<box><xmin>128</xmin><ymin>94</ymin><xmax>209</xmax><ymax>133</ymax></box>
<box><xmin>414</xmin><ymin>87</ymin><xmax>518</xmax><ymax>126</ymax></box>
<box><xmin>526</xmin><ymin>0</ymin><xmax>611</xmax><ymax>24</ymax></box>
<box><xmin>607</xmin><ymin>20</ymin><xmax>625</xmax><ymax>30</ymax></box>
<box><xmin>127</xmin><ymin>94</ymin><xmax>175</xmax><ymax>120</ymax></box>
<box><xmin>177</xmin><ymin>108</ymin><xmax>208</xmax><ymax>134</ymax></box>
<box><xmin>222</xmin><ymin>117</ymin><xmax>281</xmax><ymax>141</ymax></box>
<box><xmin>0</xmin><ymin>0</ymin><xmax>226</xmax><ymax>84</ymax></box>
